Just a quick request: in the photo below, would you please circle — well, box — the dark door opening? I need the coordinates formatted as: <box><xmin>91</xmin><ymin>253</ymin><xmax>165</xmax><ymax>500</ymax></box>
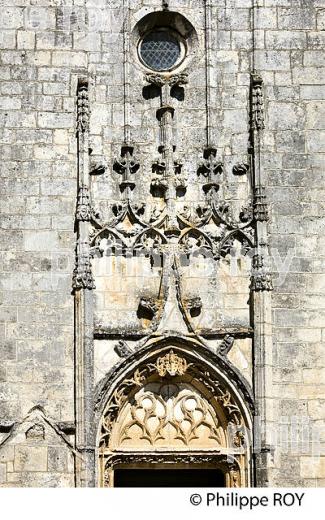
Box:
<box><xmin>114</xmin><ymin>468</ymin><xmax>225</xmax><ymax>487</ymax></box>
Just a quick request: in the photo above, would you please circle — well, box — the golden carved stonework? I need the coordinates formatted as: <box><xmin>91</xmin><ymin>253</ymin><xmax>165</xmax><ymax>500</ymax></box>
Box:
<box><xmin>154</xmin><ymin>349</ymin><xmax>190</xmax><ymax>377</ymax></box>
<box><xmin>98</xmin><ymin>348</ymin><xmax>250</xmax><ymax>450</ymax></box>
<box><xmin>115</xmin><ymin>383</ymin><xmax>225</xmax><ymax>448</ymax></box>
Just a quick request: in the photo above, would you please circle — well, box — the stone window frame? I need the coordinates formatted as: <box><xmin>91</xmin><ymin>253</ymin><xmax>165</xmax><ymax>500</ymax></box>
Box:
<box><xmin>138</xmin><ymin>26</ymin><xmax>186</xmax><ymax>73</ymax></box>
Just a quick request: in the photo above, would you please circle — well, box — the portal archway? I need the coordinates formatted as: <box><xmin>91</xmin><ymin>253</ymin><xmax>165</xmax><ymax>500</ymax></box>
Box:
<box><xmin>96</xmin><ymin>343</ymin><xmax>253</xmax><ymax>487</ymax></box>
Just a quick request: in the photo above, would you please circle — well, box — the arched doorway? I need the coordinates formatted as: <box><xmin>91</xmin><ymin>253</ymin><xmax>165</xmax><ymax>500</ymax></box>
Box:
<box><xmin>96</xmin><ymin>345</ymin><xmax>253</xmax><ymax>487</ymax></box>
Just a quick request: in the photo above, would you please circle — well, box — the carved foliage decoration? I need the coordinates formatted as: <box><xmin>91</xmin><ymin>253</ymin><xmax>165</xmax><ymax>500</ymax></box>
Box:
<box><xmin>251</xmin><ymin>72</ymin><xmax>264</xmax><ymax>131</ymax></box>
<box><xmin>146</xmin><ymin>73</ymin><xmax>188</xmax><ymax>88</ymax></box>
<box><xmin>77</xmin><ymin>80</ymin><xmax>90</xmax><ymax>133</ymax></box>
<box><xmin>72</xmin><ymin>239</ymin><xmax>95</xmax><ymax>290</ymax></box>
<box><xmin>251</xmin><ymin>254</ymin><xmax>273</xmax><ymax>292</ymax></box>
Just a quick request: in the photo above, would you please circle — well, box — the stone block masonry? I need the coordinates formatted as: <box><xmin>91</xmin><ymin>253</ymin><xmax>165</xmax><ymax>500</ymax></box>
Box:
<box><xmin>0</xmin><ymin>0</ymin><xmax>324</xmax><ymax>487</ymax></box>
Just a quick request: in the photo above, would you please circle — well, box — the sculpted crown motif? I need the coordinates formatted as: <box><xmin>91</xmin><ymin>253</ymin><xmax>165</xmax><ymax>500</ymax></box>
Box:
<box><xmin>155</xmin><ymin>350</ymin><xmax>189</xmax><ymax>377</ymax></box>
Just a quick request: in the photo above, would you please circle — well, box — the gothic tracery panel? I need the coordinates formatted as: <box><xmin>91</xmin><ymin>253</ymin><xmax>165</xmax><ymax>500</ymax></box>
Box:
<box><xmin>111</xmin><ymin>382</ymin><xmax>227</xmax><ymax>449</ymax></box>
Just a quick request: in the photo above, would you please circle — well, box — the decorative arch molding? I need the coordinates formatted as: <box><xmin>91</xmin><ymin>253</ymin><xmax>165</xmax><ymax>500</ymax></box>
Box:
<box><xmin>95</xmin><ymin>338</ymin><xmax>254</xmax><ymax>487</ymax></box>
<box><xmin>95</xmin><ymin>336</ymin><xmax>254</xmax><ymax>419</ymax></box>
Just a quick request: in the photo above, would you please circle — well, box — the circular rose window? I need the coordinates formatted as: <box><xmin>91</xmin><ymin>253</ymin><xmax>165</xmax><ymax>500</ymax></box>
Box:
<box><xmin>139</xmin><ymin>29</ymin><xmax>183</xmax><ymax>71</ymax></box>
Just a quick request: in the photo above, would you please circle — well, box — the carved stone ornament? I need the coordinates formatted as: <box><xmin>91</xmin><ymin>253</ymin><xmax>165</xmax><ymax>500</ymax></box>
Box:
<box><xmin>251</xmin><ymin>272</ymin><xmax>273</xmax><ymax>292</ymax></box>
<box><xmin>117</xmin><ymin>383</ymin><xmax>224</xmax><ymax>447</ymax></box>
<box><xmin>76</xmin><ymin>185</ymin><xmax>91</xmax><ymax>221</ymax></box>
<box><xmin>76</xmin><ymin>79</ymin><xmax>90</xmax><ymax>133</ymax></box>
<box><xmin>198</xmin><ymin>146</ymin><xmax>223</xmax><ymax>194</ymax></box>
<box><xmin>25</xmin><ymin>423</ymin><xmax>45</xmax><ymax>440</ymax></box>
<box><xmin>233</xmin><ymin>430</ymin><xmax>246</xmax><ymax>448</ymax></box>
<box><xmin>72</xmin><ymin>257</ymin><xmax>95</xmax><ymax>290</ymax></box>
<box><xmin>154</xmin><ymin>349</ymin><xmax>190</xmax><ymax>377</ymax></box>
<box><xmin>104</xmin><ymin>468</ymin><xmax>110</xmax><ymax>487</ymax></box>
<box><xmin>146</xmin><ymin>72</ymin><xmax>188</xmax><ymax>88</ymax></box>
<box><xmin>139</xmin><ymin>296</ymin><xmax>159</xmax><ymax>317</ymax></box>
<box><xmin>89</xmin><ymin>155</ymin><xmax>107</xmax><ymax>176</ymax></box>
<box><xmin>103</xmin><ymin>452</ymin><xmax>242</xmax><ymax>487</ymax></box>
<box><xmin>184</xmin><ymin>297</ymin><xmax>202</xmax><ymax>314</ymax></box>
<box><xmin>253</xmin><ymin>186</ymin><xmax>269</xmax><ymax>222</ymax></box>
<box><xmin>168</xmin><ymin>73</ymin><xmax>188</xmax><ymax>88</ymax></box>
<box><xmin>106</xmin><ymin>453</ymin><xmax>239</xmax><ymax>467</ymax></box>
<box><xmin>114</xmin><ymin>340</ymin><xmax>132</xmax><ymax>358</ymax></box>
<box><xmin>72</xmin><ymin>241</ymin><xmax>95</xmax><ymax>290</ymax></box>
<box><xmin>97</xmin><ymin>343</ymin><xmax>254</xmax><ymax>451</ymax></box>
<box><xmin>239</xmin><ymin>203</ymin><xmax>253</xmax><ymax>224</ymax></box>
<box><xmin>113</xmin><ymin>144</ymin><xmax>140</xmax><ymax>192</ymax></box>
<box><xmin>251</xmin><ymin>71</ymin><xmax>264</xmax><ymax>131</ymax></box>
<box><xmin>219</xmin><ymin>334</ymin><xmax>235</xmax><ymax>356</ymax></box>
<box><xmin>233</xmin><ymin>163</ymin><xmax>249</xmax><ymax>176</ymax></box>
<box><xmin>230</xmin><ymin>467</ymin><xmax>240</xmax><ymax>488</ymax></box>
<box><xmin>251</xmin><ymin>254</ymin><xmax>273</xmax><ymax>292</ymax></box>
<box><xmin>152</xmin><ymin>159</ymin><xmax>186</xmax><ymax>186</ymax></box>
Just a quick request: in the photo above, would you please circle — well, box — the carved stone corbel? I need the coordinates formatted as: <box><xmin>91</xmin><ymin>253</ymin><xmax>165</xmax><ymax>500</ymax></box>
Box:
<box><xmin>146</xmin><ymin>72</ymin><xmax>188</xmax><ymax>89</ymax></box>
<box><xmin>138</xmin><ymin>296</ymin><xmax>160</xmax><ymax>320</ymax></box>
<box><xmin>184</xmin><ymin>296</ymin><xmax>202</xmax><ymax>317</ymax></box>
<box><xmin>114</xmin><ymin>340</ymin><xmax>132</xmax><ymax>358</ymax></box>
<box><xmin>233</xmin><ymin>163</ymin><xmax>249</xmax><ymax>176</ymax></box>
<box><xmin>89</xmin><ymin>155</ymin><xmax>107</xmax><ymax>176</ymax></box>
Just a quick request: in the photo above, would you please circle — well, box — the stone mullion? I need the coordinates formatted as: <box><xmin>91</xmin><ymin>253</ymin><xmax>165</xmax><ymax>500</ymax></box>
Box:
<box><xmin>74</xmin><ymin>79</ymin><xmax>95</xmax><ymax>487</ymax></box>
<box><xmin>250</xmin><ymin>72</ymin><xmax>274</xmax><ymax>487</ymax></box>
<box><xmin>123</xmin><ymin>0</ymin><xmax>131</xmax><ymax>145</ymax></box>
<box><xmin>159</xmin><ymin>81</ymin><xmax>178</xmax><ymax>235</ymax></box>
<box><xmin>204</xmin><ymin>0</ymin><xmax>213</xmax><ymax>146</ymax></box>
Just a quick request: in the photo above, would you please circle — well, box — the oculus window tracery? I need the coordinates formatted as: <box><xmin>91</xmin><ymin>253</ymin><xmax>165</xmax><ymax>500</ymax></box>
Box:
<box><xmin>139</xmin><ymin>29</ymin><xmax>182</xmax><ymax>71</ymax></box>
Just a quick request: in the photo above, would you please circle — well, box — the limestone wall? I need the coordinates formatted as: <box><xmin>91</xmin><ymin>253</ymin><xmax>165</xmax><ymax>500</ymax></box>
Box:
<box><xmin>0</xmin><ymin>0</ymin><xmax>324</xmax><ymax>487</ymax></box>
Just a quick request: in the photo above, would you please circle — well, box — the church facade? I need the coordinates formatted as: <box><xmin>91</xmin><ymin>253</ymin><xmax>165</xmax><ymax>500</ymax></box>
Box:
<box><xmin>0</xmin><ymin>0</ymin><xmax>324</xmax><ymax>487</ymax></box>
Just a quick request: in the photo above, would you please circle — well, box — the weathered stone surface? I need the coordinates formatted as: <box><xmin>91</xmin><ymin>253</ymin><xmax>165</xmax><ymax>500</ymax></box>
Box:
<box><xmin>0</xmin><ymin>0</ymin><xmax>324</xmax><ymax>489</ymax></box>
